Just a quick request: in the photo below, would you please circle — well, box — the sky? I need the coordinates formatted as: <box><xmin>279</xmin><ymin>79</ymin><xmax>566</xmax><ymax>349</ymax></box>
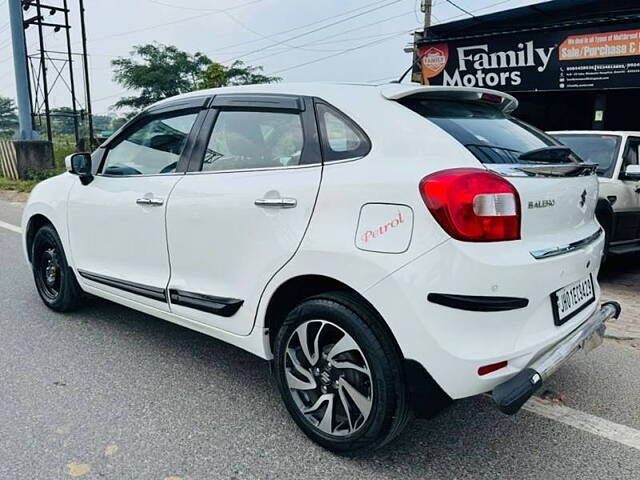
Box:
<box><xmin>0</xmin><ymin>0</ymin><xmax>544</xmax><ymax>116</ymax></box>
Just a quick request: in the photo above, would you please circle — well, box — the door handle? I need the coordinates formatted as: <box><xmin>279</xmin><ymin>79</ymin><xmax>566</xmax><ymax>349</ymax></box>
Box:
<box><xmin>136</xmin><ymin>197</ymin><xmax>164</xmax><ymax>206</ymax></box>
<box><xmin>254</xmin><ymin>197</ymin><xmax>297</xmax><ymax>208</ymax></box>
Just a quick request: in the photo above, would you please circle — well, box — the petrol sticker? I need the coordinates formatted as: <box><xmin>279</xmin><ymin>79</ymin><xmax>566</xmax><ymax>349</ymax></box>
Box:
<box><xmin>355</xmin><ymin>204</ymin><xmax>413</xmax><ymax>253</ymax></box>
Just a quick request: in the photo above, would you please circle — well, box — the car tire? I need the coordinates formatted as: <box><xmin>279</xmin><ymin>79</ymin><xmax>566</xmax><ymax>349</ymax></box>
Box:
<box><xmin>31</xmin><ymin>224</ymin><xmax>83</xmax><ymax>312</ymax></box>
<box><xmin>273</xmin><ymin>291</ymin><xmax>410</xmax><ymax>454</ymax></box>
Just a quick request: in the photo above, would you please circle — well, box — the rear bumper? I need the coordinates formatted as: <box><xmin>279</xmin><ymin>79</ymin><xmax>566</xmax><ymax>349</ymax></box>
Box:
<box><xmin>364</xmin><ymin>231</ymin><xmax>606</xmax><ymax>399</ymax></box>
<box><xmin>492</xmin><ymin>301</ymin><xmax>621</xmax><ymax>414</ymax></box>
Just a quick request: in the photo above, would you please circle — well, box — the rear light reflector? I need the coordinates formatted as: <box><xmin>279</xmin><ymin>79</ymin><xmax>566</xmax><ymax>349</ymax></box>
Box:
<box><xmin>419</xmin><ymin>168</ymin><xmax>521</xmax><ymax>242</ymax></box>
<box><xmin>478</xmin><ymin>360</ymin><xmax>508</xmax><ymax>376</ymax></box>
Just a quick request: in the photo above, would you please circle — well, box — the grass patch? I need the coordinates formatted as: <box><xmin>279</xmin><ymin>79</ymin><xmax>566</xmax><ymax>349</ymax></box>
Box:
<box><xmin>0</xmin><ymin>176</ymin><xmax>38</xmax><ymax>192</ymax></box>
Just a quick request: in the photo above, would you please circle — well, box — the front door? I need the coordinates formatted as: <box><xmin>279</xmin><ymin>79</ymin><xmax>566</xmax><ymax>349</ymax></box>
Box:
<box><xmin>166</xmin><ymin>95</ymin><xmax>323</xmax><ymax>335</ymax></box>
<box><xmin>67</xmin><ymin>108</ymin><xmax>202</xmax><ymax>310</ymax></box>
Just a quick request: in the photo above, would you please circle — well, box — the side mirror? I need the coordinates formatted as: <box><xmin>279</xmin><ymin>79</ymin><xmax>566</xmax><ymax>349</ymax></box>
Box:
<box><xmin>66</xmin><ymin>153</ymin><xmax>94</xmax><ymax>185</ymax></box>
<box><xmin>623</xmin><ymin>164</ymin><xmax>640</xmax><ymax>181</ymax></box>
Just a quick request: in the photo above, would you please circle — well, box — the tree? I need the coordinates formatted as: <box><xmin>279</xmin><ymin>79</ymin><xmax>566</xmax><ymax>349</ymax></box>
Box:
<box><xmin>197</xmin><ymin>60</ymin><xmax>281</xmax><ymax>89</ymax></box>
<box><xmin>111</xmin><ymin>43</ymin><xmax>280</xmax><ymax>112</ymax></box>
<box><xmin>0</xmin><ymin>96</ymin><xmax>18</xmax><ymax>138</ymax></box>
<box><xmin>111</xmin><ymin>43</ymin><xmax>211</xmax><ymax>111</ymax></box>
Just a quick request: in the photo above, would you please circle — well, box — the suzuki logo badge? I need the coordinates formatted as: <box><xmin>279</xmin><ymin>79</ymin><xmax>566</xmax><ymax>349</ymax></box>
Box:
<box><xmin>580</xmin><ymin>189</ymin><xmax>587</xmax><ymax>208</ymax></box>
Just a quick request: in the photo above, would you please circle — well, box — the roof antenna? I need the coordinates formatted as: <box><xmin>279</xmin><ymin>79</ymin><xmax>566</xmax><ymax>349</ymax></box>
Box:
<box><xmin>392</xmin><ymin>53</ymin><xmax>426</xmax><ymax>84</ymax></box>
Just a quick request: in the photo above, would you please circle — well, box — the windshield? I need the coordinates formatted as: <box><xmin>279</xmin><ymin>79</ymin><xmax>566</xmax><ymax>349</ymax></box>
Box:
<box><xmin>552</xmin><ymin>134</ymin><xmax>621</xmax><ymax>177</ymax></box>
<box><xmin>399</xmin><ymin>99</ymin><xmax>557</xmax><ymax>164</ymax></box>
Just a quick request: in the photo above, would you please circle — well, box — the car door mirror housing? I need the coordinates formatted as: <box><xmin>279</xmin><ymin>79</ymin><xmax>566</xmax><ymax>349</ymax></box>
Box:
<box><xmin>623</xmin><ymin>164</ymin><xmax>640</xmax><ymax>180</ymax></box>
<box><xmin>67</xmin><ymin>153</ymin><xmax>94</xmax><ymax>185</ymax></box>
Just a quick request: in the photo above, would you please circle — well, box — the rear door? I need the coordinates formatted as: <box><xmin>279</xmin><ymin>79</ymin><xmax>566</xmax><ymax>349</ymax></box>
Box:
<box><xmin>165</xmin><ymin>94</ymin><xmax>322</xmax><ymax>335</ymax></box>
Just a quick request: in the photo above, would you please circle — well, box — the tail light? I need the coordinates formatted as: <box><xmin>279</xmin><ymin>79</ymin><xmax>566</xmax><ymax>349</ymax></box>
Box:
<box><xmin>419</xmin><ymin>168</ymin><xmax>521</xmax><ymax>242</ymax></box>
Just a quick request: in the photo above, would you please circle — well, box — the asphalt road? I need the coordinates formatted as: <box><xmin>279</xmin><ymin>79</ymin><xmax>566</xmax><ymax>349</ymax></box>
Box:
<box><xmin>1</xmin><ymin>197</ymin><xmax>640</xmax><ymax>479</ymax></box>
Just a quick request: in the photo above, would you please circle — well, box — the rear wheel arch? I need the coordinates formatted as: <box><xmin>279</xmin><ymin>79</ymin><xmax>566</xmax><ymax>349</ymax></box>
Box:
<box><xmin>264</xmin><ymin>275</ymin><xmax>401</xmax><ymax>356</ymax></box>
<box><xmin>263</xmin><ymin>275</ymin><xmax>451</xmax><ymax>417</ymax></box>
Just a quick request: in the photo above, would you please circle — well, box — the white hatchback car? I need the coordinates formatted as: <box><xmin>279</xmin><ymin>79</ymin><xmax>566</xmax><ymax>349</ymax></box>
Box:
<box><xmin>550</xmin><ymin>131</ymin><xmax>640</xmax><ymax>259</ymax></box>
<box><xmin>23</xmin><ymin>83</ymin><xmax>620</xmax><ymax>454</ymax></box>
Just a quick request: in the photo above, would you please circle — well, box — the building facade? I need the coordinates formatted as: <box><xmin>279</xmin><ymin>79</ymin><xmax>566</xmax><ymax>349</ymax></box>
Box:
<box><xmin>416</xmin><ymin>0</ymin><xmax>640</xmax><ymax>131</ymax></box>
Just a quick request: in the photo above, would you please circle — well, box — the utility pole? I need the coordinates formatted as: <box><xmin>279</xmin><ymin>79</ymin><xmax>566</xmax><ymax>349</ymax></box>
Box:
<box><xmin>411</xmin><ymin>0</ymin><xmax>433</xmax><ymax>83</ymax></box>
<box><xmin>63</xmin><ymin>0</ymin><xmax>81</xmax><ymax>149</ymax></box>
<box><xmin>8</xmin><ymin>0</ymin><xmax>36</xmax><ymax>140</ymax></box>
<box><xmin>34</xmin><ymin>0</ymin><xmax>53</xmax><ymax>142</ymax></box>
<box><xmin>79</xmin><ymin>0</ymin><xmax>95</xmax><ymax>148</ymax></box>
<box><xmin>422</xmin><ymin>0</ymin><xmax>433</xmax><ymax>29</ymax></box>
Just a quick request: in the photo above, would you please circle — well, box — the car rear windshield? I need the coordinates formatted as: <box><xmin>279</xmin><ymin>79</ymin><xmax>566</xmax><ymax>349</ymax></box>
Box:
<box><xmin>552</xmin><ymin>134</ymin><xmax>621</xmax><ymax>176</ymax></box>
<box><xmin>399</xmin><ymin>99</ymin><xmax>557</xmax><ymax>164</ymax></box>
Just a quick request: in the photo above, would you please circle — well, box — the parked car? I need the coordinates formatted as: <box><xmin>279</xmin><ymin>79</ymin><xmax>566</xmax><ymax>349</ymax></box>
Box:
<box><xmin>550</xmin><ymin>131</ymin><xmax>640</xmax><ymax>259</ymax></box>
<box><xmin>22</xmin><ymin>83</ymin><xmax>620</xmax><ymax>454</ymax></box>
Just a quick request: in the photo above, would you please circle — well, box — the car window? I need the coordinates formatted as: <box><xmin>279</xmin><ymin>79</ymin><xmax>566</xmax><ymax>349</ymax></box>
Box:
<box><xmin>102</xmin><ymin>112</ymin><xmax>198</xmax><ymax>176</ymax></box>
<box><xmin>553</xmin><ymin>134</ymin><xmax>622</xmax><ymax>177</ymax></box>
<box><xmin>201</xmin><ymin>110</ymin><xmax>304</xmax><ymax>172</ymax></box>
<box><xmin>623</xmin><ymin>137</ymin><xmax>640</xmax><ymax>168</ymax></box>
<box><xmin>399</xmin><ymin>99</ymin><xmax>557</xmax><ymax>164</ymax></box>
<box><xmin>316</xmin><ymin>103</ymin><xmax>370</xmax><ymax>161</ymax></box>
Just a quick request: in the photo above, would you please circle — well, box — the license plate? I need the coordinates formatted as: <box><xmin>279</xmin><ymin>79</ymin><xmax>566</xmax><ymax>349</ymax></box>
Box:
<box><xmin>551</xmin><ymin>274</ymin><xmax>595</xmax><ymax>326</ymax></box>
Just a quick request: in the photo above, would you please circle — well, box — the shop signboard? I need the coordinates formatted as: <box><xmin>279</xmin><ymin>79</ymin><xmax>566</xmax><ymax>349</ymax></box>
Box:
<box><xmin>419</xmin><ymin>23</ymin><xmax>640</xmax><ymax>91</ymax></box>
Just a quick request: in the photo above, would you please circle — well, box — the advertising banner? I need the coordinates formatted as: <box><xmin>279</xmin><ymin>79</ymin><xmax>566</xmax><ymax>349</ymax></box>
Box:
<box><xmin>419</xmin><ymin>23</ymin><xmax>640</xmax><ymax>92</ymax></box>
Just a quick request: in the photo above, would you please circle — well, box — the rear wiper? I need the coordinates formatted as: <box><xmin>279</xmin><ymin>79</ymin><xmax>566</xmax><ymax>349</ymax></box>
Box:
<box><xmin>518</xmin><ymin>146</ymin><xmax>581</xmax><ymax>163</ymax></box>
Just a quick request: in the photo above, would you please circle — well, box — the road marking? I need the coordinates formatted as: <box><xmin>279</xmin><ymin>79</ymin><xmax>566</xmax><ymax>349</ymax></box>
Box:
<box><xmin>523</xmin><ymin>396</ymin><xmax>640</xmax><ymax>451</ymax></box>
<box><xmin>0</xmin><ymin>219</ymin><xmax>22</xmax><ymax>234</ymax></box>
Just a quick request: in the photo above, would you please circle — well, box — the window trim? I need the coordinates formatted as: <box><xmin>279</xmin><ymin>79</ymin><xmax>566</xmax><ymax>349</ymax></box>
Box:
<box><xmin>97</xmin><ymin>104</ymin><xmax>208</xmax><ymax>177</ymax></box>
<box><xmin>313</xmin><ymin>98</ymin><xmax>372</xmax><ymax>163</ymax></box>
<box><xmin>186</xmin><ymin>94</ymin><xmax>322</xmax><ymax>174</ymax></box>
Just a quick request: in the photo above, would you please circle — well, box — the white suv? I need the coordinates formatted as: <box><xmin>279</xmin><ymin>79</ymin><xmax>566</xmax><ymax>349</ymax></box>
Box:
<box><xmin>22</xmin><ymin>83</ymin><xmax>620</xmax><ymax>454</ymax></box>
<box><xmin>550</xmin><ymin>131</ymin><xmax>640</xmax><ymax>258</ymax></box>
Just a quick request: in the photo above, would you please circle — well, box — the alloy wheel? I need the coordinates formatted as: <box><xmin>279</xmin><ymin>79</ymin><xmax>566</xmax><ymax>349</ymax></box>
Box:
<box><xmin>284</xmin><ymin>319</ymin><xmax>373</xmax><ymax>437</ymax></box>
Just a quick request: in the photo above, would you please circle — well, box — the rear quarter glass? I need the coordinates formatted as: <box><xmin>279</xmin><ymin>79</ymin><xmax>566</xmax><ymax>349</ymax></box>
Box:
<box><xmin>398</xmin><ymin>98</ymin><xmax>558</xmax><ymax>164</ymax></box>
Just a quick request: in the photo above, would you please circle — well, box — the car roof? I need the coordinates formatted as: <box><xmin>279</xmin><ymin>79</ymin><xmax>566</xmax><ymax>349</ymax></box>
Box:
<box><xmin>149</xmin><ymin>82</ymin><xmax>518</xmax><ymax>113</ymax></box>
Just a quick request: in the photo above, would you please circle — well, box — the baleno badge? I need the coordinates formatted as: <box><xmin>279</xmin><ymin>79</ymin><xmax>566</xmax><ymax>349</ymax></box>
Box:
<box><xmin>528</xmin><ymin>199</ymin><xmax>555</xmax><ymax>209</ymax></box>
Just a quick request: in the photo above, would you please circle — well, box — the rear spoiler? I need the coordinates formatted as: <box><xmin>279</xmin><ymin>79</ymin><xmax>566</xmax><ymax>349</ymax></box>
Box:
<box><xmin>380</xmin><ymin>85</ymin><xmax>518</xmax><ymax>114</ymax></box>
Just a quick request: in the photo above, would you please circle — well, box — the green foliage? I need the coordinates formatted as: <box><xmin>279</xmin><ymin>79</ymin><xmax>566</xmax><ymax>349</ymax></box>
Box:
<box><xmin>112</xmin><ymin>43</ymin><xmax>212</xmax><ymax>111</ymax></box>
<box><xmin>110</xmin><ymin>117</ymin><xmax>129</xmax><ymax>131</ymax></box>
<box><xmin>93</xmin><ymin>114</ymin><xmax>113</xmax><ymax>132</ymax></box>
<box><xmin>197</xmin><ymin>60</ymin><xmax>281</xmax><ymax>89</ymax></box>
<box><xmin>0</xmin><ymin>96</ymin><xmax>19</xmax><ymax>138</ymax></box>
<box><xmin>0</xmin><ymin>176</ymin><xmax>38</xmax><ymax>192</ymax></box>
<box><xmin>111</xmin><ymin>43</ymin><xmax>281</xmax><ymax>112</ymax></box>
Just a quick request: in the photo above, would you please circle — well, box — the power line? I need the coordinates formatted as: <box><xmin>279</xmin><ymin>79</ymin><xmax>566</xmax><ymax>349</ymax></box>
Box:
<box><xmin>444</xmin><ymin>0</ymin><xmax>476</xmax><ymax>18</ymax></box>
<box><xmin>435</xmin><ymin>0</ymin><xmax>516</xmax><ymax>24</ymax></box>
<box><xmin>145</xmin><ymin>0</ymin><xmax>262</xmax><ymax>13</ymax></box>
<box><xmin>84</xmin><ymin>0</ymin><xmax>264</xmax><ymax>44</ymax></box>
<box><xmin>197</xmin><ymin>0</ymin><xmax>402</xmax><ymax>54</ymax></box>
<box><xmin>269</xmin><ymin>29</ymin><xmax>412</xmax><ymax>75</ymax></box>
<box><xmin>230</xmin><ymin>10</ymin><xmax>416</xmax><ymax>64</ymax></box>
<box><xmin>220</xmin><ymin>0</ymin><xmax>406</xmax><ymax>64</ymax></box>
